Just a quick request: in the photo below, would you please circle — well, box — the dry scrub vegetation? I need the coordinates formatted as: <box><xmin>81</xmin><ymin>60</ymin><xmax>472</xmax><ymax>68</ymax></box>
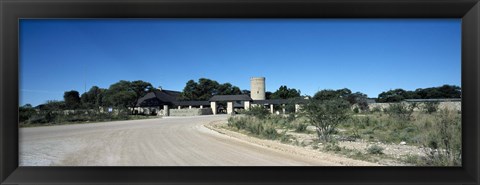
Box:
<box><xmin>226</xmin><ymin>101</ymin><xmax>461</xmax><ymax>166</ymax></box>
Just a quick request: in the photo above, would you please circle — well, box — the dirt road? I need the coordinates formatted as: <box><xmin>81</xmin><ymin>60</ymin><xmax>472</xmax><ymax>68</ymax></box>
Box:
<box><xmin>20</xmin><ymin>115</ymin><xmax>374</xmax><ymax>166</ymax></box>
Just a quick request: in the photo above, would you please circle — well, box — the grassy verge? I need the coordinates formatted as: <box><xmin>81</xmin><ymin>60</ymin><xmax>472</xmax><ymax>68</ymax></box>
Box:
<box><xmin>226</xmin><ymin>106</ymin><xmax>461</xmax><ymax>166</ymax></box>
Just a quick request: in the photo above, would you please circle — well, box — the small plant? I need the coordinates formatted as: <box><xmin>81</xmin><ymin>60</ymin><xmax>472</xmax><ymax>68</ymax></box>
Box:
<box><xmin>371</xmin><ymin>106</ymin><xmax>382</xmax><ymax>113</ymax></box>
<box><xmin>293</xmin><ymin>122</ymin><xmax>308</xmax><ymax>132</ymax></box>
<box><xmin>423</xmin><ymin>102</ymin><xmax>439</xmax><ymax>114</ymax></box>
<box><xmin>367</xmin><ymin>144</ymin><xmax>384</xmax><ymax>155</ymax></box>
<box><xmin>324</xmin><ymin>142</ymin><xmax>342</xmax><ymax>152</ymax></box>
<box><xmin>402</xmin><ymin>154</ymin><xmax>421</xmax><ymax>165</ymax></box>
<box><xmin>279</xmin><ymin>132</ymin><xmax>292</xmax><ymax>143</ymax></box>
<box><xmin>386</xmin><ymin>102</ymin><xmax>415</xmax><ymax>121</ymax></box>
<box><xmin>353</xmin><ymin>107</ymin><xmax>360</xmax><ymax>114</ymax></box>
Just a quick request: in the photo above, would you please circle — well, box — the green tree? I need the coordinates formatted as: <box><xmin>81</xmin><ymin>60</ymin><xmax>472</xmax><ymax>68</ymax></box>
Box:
<box><xmin>180</xmin><ymin>80</ymin><xmax>199</xmax><ymax>100</ymax></box>
<box><xmin>196</xmin><ymin>78</ymin><xmax>220</xmax><ymax>100</ymax></box>
<box><xmin>217</xmin><ymin>83</ymin><xmax>242</xmax><ymax>95</ymax></box>
<box><xmin>38</xmin><ymin>100</ymin><xmax>65</xmax><ymax>111</ymax></box>
<box><xmin>104</xmin><ymin>80</ymin><xmax>153</xmax><ymax>109</ymax></box>
<box><xmin>377</xmin><ymin>88</ymin><xmax>408</xmax><ymax>102</ymax></box>
<box><xmin>130</xmin><ymin>80</ymin><xmax>154</xmax><ymax>106</ymax></box>
<box><xmin>313</xmin><ymin>88</ymin><xmax>353</xmax><ymax>101</ymax></box>
<box><xmin>64</xmin><ymin>90</ymin><xmax>81</xmax><ymax>109</ymax></box>
<box><xmin>313</xmin><ymin>89</ymin><xmax>339</xmax><ymax>100</ymax></box>
<box><xmin>19</xmin><ymin>104</ymin><xmax>36</xmax><ymax>123</ymax></box>
<box><xmin>81</xmin><ymin>86</ymin><xmax>106</xmax><ymax>109</ymax></box>
<box><xmin>242</xmin><ymin>89</ymin><xmax>251</xmax><ymax>96</ymax></box>
<box><xmin>378</xmin><ymin>85</ymin><xmax>461</xmax><ymax>102</ymax></box>
<box><xmin>270</xmin><ymin>85</ymin><xmax>301</xmax><ymax>99</ymax></box>
<box><xmin>301</xmin><ymin>98</ymin><xmax>350</xmax><ymax>142</ymax></box>
<box><xmin>346</xmin><ymin>92</ymin><xmax>369</xmax><ymax>111</ymax></box>
<box><xmin>265</xmin><ymin>91</ymin><xmax>273</xmax><ymax>99</ymax></box>
<box><xmin>180</xmin><ymin>78</ymin><xmax>242</xmax><ymax>100</ymax></box>
<box><xmin>415</xmin><ymin>85</ymin><xmax>461</xmax><ymax>99</ymax></box>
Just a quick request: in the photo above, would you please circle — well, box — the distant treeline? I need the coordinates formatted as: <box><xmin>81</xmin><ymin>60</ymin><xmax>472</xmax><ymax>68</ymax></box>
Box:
<box><xmin>20</xmin><ymin>78</ymin><xmax>460</xmax><ymax>124</ymax></box>
<box><xmin>376</xmin><ymin>85</ymin><xmax>461</xmax><ymax>103</ymax></box>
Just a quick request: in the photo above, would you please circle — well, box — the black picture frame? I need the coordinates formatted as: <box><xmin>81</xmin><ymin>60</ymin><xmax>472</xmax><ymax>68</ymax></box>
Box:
<box><xmin>1</xmin><ymin>0</ymin><xmax>479</xmax><ymax>184</ymax></box>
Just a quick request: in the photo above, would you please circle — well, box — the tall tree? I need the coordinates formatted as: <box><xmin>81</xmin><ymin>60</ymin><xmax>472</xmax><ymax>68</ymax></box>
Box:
<box><xmin>241</xmin><ymin>89</ymin><xmax>251</xmax><ymax>96</ymax></box>
<box><xmin>313</xmin><ymin>88</ymin><xmax>352</xmax><ymax>101</ymax></box>
<box><xmin>64</xmin><ymin>90</ymin><xmax>81</xmax><ymax>109</ymax></box>
<box><xmin>180</xmin><ymin>80</ymin><xmax>199</xmax><ymax>100</ymax></box>
<box><xmin>377</xmin><ymin>89</ymin><xmax>408</xmax><ymax>102</ymax></box>
<box><xmin>130</xmin><ymin>80</ymin><xmax>154</xmax><ymax>106</ymax></box>
<box><xmin>104</xmin><ymin>80</ymin><xmax>153</xmax><ymax>109</ymax></box>
<box><xmin>270</xmin><ymin>85</ymin><xmax>301</xmax><ymax>99</ymax></box>
<box><xmin>377</xmin><ymin>85</ymin><xmax>461</xmax><ymax>102</ymax></box>
<box><xmin>81</xmin><ymin>86</ymin><xmax>105</xmax><ymax>109</ymax></box>
<box><xmin>196</xmin><ymin>78</ymin><xmax>220</xmax><ymax>100</ymax></box>
<box><xmin>217</xmin><ymin>83</ymin><xmax>242</xmax><ymax>95</ymax></box>
<box><xmin>180</xmin><ymin>78</ymin><xmax>242</xmax><ymax>100</ymax></box>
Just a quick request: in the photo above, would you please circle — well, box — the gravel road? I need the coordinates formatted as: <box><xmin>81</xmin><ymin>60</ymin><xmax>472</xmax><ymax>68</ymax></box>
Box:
<box><xmin>20</xmin><ymin>115</ymin><xmax>370</xmax><ymax>166</ymax></box>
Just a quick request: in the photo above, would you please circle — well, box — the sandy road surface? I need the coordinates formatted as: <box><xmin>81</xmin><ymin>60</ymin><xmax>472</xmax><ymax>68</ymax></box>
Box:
<box><xmin>20</xmin><ymin>115</ymin><xmax>368</xmax><ymax>166</ymax></box>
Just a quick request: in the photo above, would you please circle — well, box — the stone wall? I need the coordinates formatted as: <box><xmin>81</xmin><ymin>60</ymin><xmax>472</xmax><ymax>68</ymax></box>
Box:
<box><xmin>169</xmin><ymin>108</ymin><xmax>213</xmax><ymax>116</ymax></box>
<box><xmin>368</xmin><ymin>102</ymin><xmax>461</xmax><ymax>112</ymax></box>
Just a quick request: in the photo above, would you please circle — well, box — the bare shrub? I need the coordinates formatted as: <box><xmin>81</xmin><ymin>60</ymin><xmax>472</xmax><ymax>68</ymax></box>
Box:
<box><xmin>300</xmin><ymin>99</ymin><xmax>350</xmax><ymax>142</ymax></box>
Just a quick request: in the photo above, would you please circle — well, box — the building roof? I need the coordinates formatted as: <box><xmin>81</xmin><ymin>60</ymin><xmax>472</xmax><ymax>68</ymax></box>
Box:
<box><xmin>252</xmin><ymin>99</ymin><xmax>289</xmax><ymax>105</ymax></box>
<box><xmin>209</xmin><ymin>95</ymin><xmax>253</xmax><ymax>102</ymax></box>
<box><xmin>136</xmin><ymin>90</ymin><xmax>181</xmax><ymax>107</ymax></box>
<box><xmin>252</xmin><ymin>98</ymin><xmax>309</xmax><ymax>105</ymax></box>
<box><xmin>175</xmin><ymin>101</ymin><xmax>210</xmax><ymax>106</ymax></box>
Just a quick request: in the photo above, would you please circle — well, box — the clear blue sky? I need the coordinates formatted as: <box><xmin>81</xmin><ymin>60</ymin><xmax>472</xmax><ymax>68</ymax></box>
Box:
<box><xmin>20</xmin><ymin>19</ymin><xmax>461</xmax><ymax>106</ymax></box>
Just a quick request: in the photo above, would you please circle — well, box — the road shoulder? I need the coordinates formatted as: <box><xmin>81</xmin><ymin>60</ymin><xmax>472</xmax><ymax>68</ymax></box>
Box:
<box><xmin>204</xmin><ymin>119</ymin><xmax>381</xmax><ymax>166</ymax></box>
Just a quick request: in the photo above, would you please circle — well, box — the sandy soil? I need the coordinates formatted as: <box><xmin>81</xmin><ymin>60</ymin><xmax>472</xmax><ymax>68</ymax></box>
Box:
<box><xmin>19</xmin><ymin>115</ymin><xmax>377</xmax><ymax>166</ymax></box>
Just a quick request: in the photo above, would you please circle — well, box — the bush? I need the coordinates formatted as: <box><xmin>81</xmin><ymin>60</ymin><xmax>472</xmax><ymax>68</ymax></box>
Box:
<box><xmin>293</xmin><ymin>122</ymin><xmax>308</xmax><ymax>132</ymax></box>
<box><xmin>402</xmin><ymin>154</ymin><xmax>421</xmax><ymax>165</ymax></box>
<box><xmin>371</xmin><ymin>107</ymin><xmax>382</xmax><ymax>113</ymax></box>
<box><xmin>227</xmin><ymin>116</ymin><xmax>280</xmax><ymax>140</ymax></box>
<box><xmin>244</xmin><ymin>106</ymin><xmax>270</xmax><ymax>119</ymax></box>
<box><xmin>386</xmin><ymin>103</ymin><xmax>414</xmax><ymax>121</ymax></box>
<box><xmin>367</xmin><ymin>145</ymin><xmax>384</xmax><ymax>155</ymax></box>
<box><xmin>421</xmin><ymin>109</ymin><xmax>461</xmax><ymax>166</ymax></box>
<box><xmin>324</xmin><ymin>142</ymin><xmax>342</xmax><ymax>152</ymax></box>
<box><xmin>423</xmin><ymin>102</ymin><xmax>439</xmax><ymax>114</ymax></box>
<box><xmin>300</xmin><ymin>98</ymin><xmax>351</xmax><ymax>142</ymax></box>
<box><xmin>353</xmin><ymin>107</ymin><xmax>359</xmax><ymax>114</ymax></box>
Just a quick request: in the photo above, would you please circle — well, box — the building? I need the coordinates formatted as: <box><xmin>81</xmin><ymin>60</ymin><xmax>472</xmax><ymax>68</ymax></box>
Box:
<box><xmin>135</xmin><ymin>77</ymin><xmax>306</xmax><ymax>116</ymax></box>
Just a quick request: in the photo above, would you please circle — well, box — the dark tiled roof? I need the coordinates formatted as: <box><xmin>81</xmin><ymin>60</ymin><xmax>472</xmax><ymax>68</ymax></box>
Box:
<box><xmin>136</xmin><ymin>90</ymin><xmax>181</xmax><ymax>107</ymax></box>
<box><xmin>175</xmin><ymin>101</ymin><xmax>210</xmax><ymax>106</ymax></box>
<box><xmin>209</xmin><ymin>95</ymin><xmax>253</xmax><ymax>102</ymax></box>
<box><xmin>252</xmin><ymin>99</ymin><xmax>289</xmax><ymax>105</ymax></box>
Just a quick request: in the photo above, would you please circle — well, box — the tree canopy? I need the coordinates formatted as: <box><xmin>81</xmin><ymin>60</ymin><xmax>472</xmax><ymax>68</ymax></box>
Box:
<box><xmin>313</xmin><ymin>88</ymin><xmax>368</xmax><ymax>110</ymax></box>
<box><xmin>80</xmin><ymin>86</ymin><xmax>106</xmax><ymax>109</ymax></box>
<box><xmin>377</xmin><ymin>85</ymin><xmax>461</xmax><ymax>102</ymax></box>
<box><xmin>180</xmin><ymin>78</ymin><xmax>242</xmax><ymax>100</ymax></box>
<box><xmin>270</xmin><ymin>85</ymin><xmax>301</xmax><ymax>99</ymax></box>
<box><xmin>64</xmin><ymin>90</ymin><xmax>81</xmax><ymax>109</ymax></box>
<box><xmin>104</xmin><ymin>80</ymin><xmax>154</xmax><ymax>108</ymax></box>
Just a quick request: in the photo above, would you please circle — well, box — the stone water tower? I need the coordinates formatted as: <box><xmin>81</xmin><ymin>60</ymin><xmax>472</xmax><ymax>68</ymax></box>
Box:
<box><xmin>250</xmin><ymin>77</ymin><xmax>266</xmax><ymax>100</ymax></box>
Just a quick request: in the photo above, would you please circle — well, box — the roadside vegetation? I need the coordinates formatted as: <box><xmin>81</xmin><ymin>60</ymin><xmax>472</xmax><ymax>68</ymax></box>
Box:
<box><xmin>19</xmin><ymin>80</ymin><xmax>159</xmax><ymax>127</ymax></box>
<box><xmin>20</xmin><ymin>78</ymin><xmax>301</xmax><ymax>127</ymax></box>
<box><xmin>226</xmin><ymin>86</ymin><xmax>462</xmax><ymax>166</ymax></box>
